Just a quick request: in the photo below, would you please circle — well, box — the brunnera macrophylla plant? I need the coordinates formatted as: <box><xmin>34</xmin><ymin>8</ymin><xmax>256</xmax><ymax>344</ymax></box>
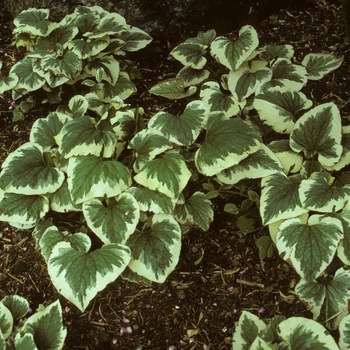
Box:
<box><xmin>0</xmin><ymin>295</ymin><xmax>66</xmax><ymax>350</ymax></box>
<box><xmin>150</xmin><ymin>26</ymin><xmax>350</xmax><ymax>331</ymax></box>
<box><xmin>0</xmin><ymin>6</ymin><xmax>152</xmax><ymax>120</ymax></box>
<box><xmin>232</xmin><ymin>309</ymin><xmax>350</xmax><ymax>350</ymax></box>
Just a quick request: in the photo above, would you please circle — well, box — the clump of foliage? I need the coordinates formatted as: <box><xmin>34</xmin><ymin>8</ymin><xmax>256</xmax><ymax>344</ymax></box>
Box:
<box><xmin>0</xmin><ymin>7</ymin><xmax>349</xmax><ymax>347</ymax></box>
<box><xmin>232</xmin><ymin>310</ymin><xmax>350</xmax><ymax>349</ymax></box>
<box><xmin>0</xmin><ymin>295</ymin><xmax>66</xmax><ymax>349</ymax></box>
<box><xmin>0</xmin><ymin>6</ymin><xmax>152</xmax><ymax>120</ymax></box>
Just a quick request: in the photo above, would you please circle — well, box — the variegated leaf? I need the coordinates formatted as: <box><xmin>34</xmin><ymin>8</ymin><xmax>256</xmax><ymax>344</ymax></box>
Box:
<box><xmin>302</xmin><ymin>53</ymin><xmax>343</xmax><ymax>80</ymax></box>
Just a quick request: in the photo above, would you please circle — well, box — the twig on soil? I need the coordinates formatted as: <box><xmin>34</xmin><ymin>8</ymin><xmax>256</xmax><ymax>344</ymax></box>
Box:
<box><xmin>236</xmin><ymin>279</ymin><xmax>264</xmax><ymax>288</ymax></box>
<box><xmin>6</xmin><ymin>272</ymin><xmax>23</xmax><ymax>284</ymax></box>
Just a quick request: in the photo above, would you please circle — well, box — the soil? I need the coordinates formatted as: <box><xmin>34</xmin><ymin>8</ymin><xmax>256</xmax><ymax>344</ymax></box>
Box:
<box><xmin>0</xmin><ymin>1</ymin><xmax>350</xmax><ymax>349</ymax></box>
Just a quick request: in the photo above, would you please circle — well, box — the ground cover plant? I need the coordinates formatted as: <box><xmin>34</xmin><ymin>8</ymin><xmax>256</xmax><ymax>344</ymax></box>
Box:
<box><xmin>1</xmin><ymin>1</ymin><xmax>350</xmax><ymax>349</ymax></box>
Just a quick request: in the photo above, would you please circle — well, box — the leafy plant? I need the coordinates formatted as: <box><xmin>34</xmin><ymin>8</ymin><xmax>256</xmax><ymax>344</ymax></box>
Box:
<box><xmin>0</xmin><ymin>295</ymin><xmax>66</xmax><ymax>350</ymax></box>
<box><xmin>149</xmin><ymin>25</ymin><xmax>350</xmax><ymax>331</ymax></box>
<box><xmin>232</xmin><ymin>309</ymin><xmax>350</xmax><ymax>349</ymax></box>
<box><xmin>0</xmin><ymin>6</ymin><xmax>152</xmax><ymax>120</ymax></box>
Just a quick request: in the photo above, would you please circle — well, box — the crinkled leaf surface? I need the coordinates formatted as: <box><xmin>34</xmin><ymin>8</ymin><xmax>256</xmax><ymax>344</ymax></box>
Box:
<box><xmin>68</xmin><ymin>35</ymin><xmax>110</xmax><ymax>59</ymax></box>
<box><xmin>48</xmin><ymin>241</ymin><xmax>131</xmax><ymax>311</ymax></box>
<box><xmin>228</xmin><ymin>61</ymin><xmax>272</xmax><ymax>101</ymax></box>
<box><xmin>85</xmin><ymin>12</ymin><xmax>126</xmax><ymax>39</ymax></box>
<box><xmin>195</xmin><ymin>113</ymin><xmax>262</xmax><ymax>176</ymax></box>
<box><xmin>0</xmin><ymin>190</ymin><xmax>49</xmax><ymax>228</ymax></box>
<box><xmin>295</xmin><ymin>268</ymin><xmax>350</xmax><ymax>330</ymax></box>
<box><xmin>302</xmin><ymin>53</ymin><xmax>343</xmax><ymax>80</ymax></box>
<box><xmin>299</xmin><ymin>172</ymin><xmax>350</xmax><ymax>212</ymax></box>
<box><xmin>127</xmin><ymin>186</ymin><xmax>176</xmax><ymax>214</ymax></box>
<box><xmin>67</xmin><ymin>155</ymin><xmax>131</xmax><ymax>204</ymax></box>
<box><xmin>217</xmin><ymin>144</ymin><xmax>282</xmax><ymax>185</ymax></box>
<box><xmin>148</xmin><ymin>100</ymin><xmax>207</xmax><ymax>146</ymax></box>
<box><xmin>30</xmin><ymin>112</ymin><xmax>71</xmax><ymax>151</ymax></box>
<box><xmin>277</xmin><ymin>317</ymin><xmax>339</xmax><ymax>349</ymax></box>
<box><xmin>232</xmin><ymin>310</ymin><xmax>267</xmax><ymax>350</ymax></box>
<box><xmin>0</xmin><ymin>143</ymin><xmax>64</xmax><ymax>195</ymax></box>
<box><xmin>254</xmin><ymin>87</ymin><xmax>312</xmax><ymax>134</ymax></box>
<box><xmin>276</xmin><ymin>215</ymin><xmax>343</xmax><ymax>281</ymax></box>
<box><xmin>129</xmin><ymin>128</ymin><xmax>173</xmax><ymax>173</ymax></box>
<box><xmin>290</xmin><ymin>102</ymin><xmax>342</xmax><ymax>167</ymax></box>
<box><xmin>149</xmin><ymin>77</ymin><xmax>197</xmax><ymax>99</ymax></box>
<box><xmin>20</xmin><ymin>300</ymin><xmax>67</xmax><ymax>350</ymax></box>
<box><xmin>210</xmin><ymin>25</ymin><xmax>259</xmax><ymax>71</ymax></box>
<box><xmin>200</xmin><ymin>81</ymin><xmax>246</xmax><ymax>118</ymax></box>
<box><xmin>126</xmin><ymin>214</ymin><xmax>181</xmax><ymax>283</ymax></box>
<box><xmin>83</xmin><ymin>193</ymin><xmax>139</xmax><ymax>244</ymax></box>
<box><xmin>260</xmin><ymin>172</ymin><xmax>308</xmax><ymax>226</ymax></box>
<box><xmin>1</xmin><ymin>295</ymin><xmax>29</xmax><ymax>320</ymax></box>
<box><xmin>134</xmin><ymin>152</ymin><xmax>191</xmax><ymax>199</ymax></box>
<box><xmin>170</xmin><ymin>42</ymin><xmax>207</xmax><ymax>69</ymax></box>
<box><xmin>174</xmin><ymin>192</ymin><xmax>213</xmax><ymax>231</ymax></box>
<box><xmin>56</xmin><ymin>116</ymin><xmax>117</xmax><ymax>158</ymax></box>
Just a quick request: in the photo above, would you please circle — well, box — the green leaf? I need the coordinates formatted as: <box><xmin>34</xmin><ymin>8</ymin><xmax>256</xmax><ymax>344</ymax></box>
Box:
<box><xmin>232</xmin><ymin>310</ymin><xmax>267</xmax><ymax>350</ymax></box>
<box><xmin>296</xmin><ymin>268</ymin><xmax>350</xmax><ymax>330</ymax></box>
<box><xmin>10</xmin><ymin>58</ymin><xmax>46</xmax><ymax>92</ymax></box>
<box><xmin>0</xmin><ymin>303</ymin><xmax>12</xmax><ymax>340</ymax></box>
<box><xmin>148</xmin><ymin>100</ymin><xmax>208</xmax><ymax>146</ymax></box>
<box><xmin>30</xmin><ymin>112</ymin><xmax>71</xmax><ymax>151</ymax></box>
<box><xmin>210</xmin><ymin>25</ymin><xmax>259</xmax><ymax>71</ymax></box>
<box><xmin>228</xmin><ymin>60</ymin><xmax>272</xmax><ymax>101</ymax></box>
<box><xmin>40</xmin><ymin>51</ymin><xmax>82</xmax><ymax>82</ymax></box>
<box><xmin>133</xmin><ymin>152</ymin><xmax>191</xmax><ymax>199</ymax></box>
<box><xmin>20</xmin><ymin>300</ymin><xmax>67</xmax><ymax>349</ymax></box>
<box><xmin>69</xmin><ymin>35</ymin><xmax>110</xmax><ymax>59</ymax></box>
<box><xmin>290</xmin><ymin>102</ymin><xmax>342</xmax><ymax>167</ymax></box>
<box><xmin>48</xmin><ymin>241</ymin><xmax>131</xmax><ymax>311</ymax></box>
<box><xmin>13</xmin><ymin>8</ymin><xmax>58</xmax><ymax>36</ymax></box>
<box><xmin>127</xmin><ymin>186</ymin><xmax>176</xmax><ymax>214</ymax></box>
<box><xmin>299</xmin><ymin>172</ymin><xmax>350</xmax><ymax>212</ymax></box>
<box><xmin>268</xmin><ymin>140</ymin><xmax>303</xmax><ymax>174</ymax></box>
<box><xmin>67</xmin><ymin>155</ymin><xmax>132</xmax><ymax>204</ymax></box>
<box><xmin>261</xmin><ymin>58</ymin><xmax>307</xmax><ymax>92</ymax></box>
<box><xmin>0</xmin><ymin>73</ymin><xmax>19</xmax><ymax>94</ymax></box>
<box><xmin>260</xmin><ymin>172</ymin><xmax>308</xmax><ymax>226</ymax></box>
<box><xmin>170</xmin><ymin>42</ymin><xmax>207</xmax><ymax>69</ymax></box>
<box><xmin>1</xmin><ymin>295</ymin><xmax>29</xmax><ymax>320</ymax></box>
<box><xmin>256</xmin><ymin>236</ymin><xmax>275</xmax><ymax>260</ymax></box>
<box><xmin>174</xmin><ymin>192</ymin><xmax>213</xmax><ymax>231</ymax></box>
<box><xmin>195</xmin><ymin>114</ymin><xmax>262</xmax><ymax>176</ymax></box>
<box><xmin>200</xmin><ymin>81</ymin><xmax>246</xmax><ymax>118</ymax></box>
<box><xmin>336</xmin><ymin>207</ymin><xmax>350</xmax><ymax>265</ymax></box>
<box><xmin>302</xmin><ymin>53</ymin><xmax>343</xmax><ymax>80</ymax></box>
<box><xmin>117</xmin><ymin>25</ymin><xmax>152</xmax><ymax>51</ymax></box>
<box><xmin>56</xmin><ymin>116</ymin><xmax>117</xmax><ymax>158</ymax></box>
<box><xmin>68</xmin><ymin>95</ymin><xmax>89</xmax><ymax>118</ymax></box>
<box><xmin>0</xmin><ymin>143</ymin><xmax>64</xmax><ymax>195</ymax></box>
<box><xmin>254</xmin><ymin>87</ymin><xmax>312</xmax><ymax>134</ymax></box>
<box><xmin>129</xmin><ymin>128</ymin><xmax>173</xmax><ymax>172</ymax></box>
<box><xmin>83</xmin><ymin>193</ymin><xmax>139</xmax><ymax>244</ymax></box>
<box><xmin>217</xmin><ymin>144</ymin><xmax>282</xmax><ymax>185</ymax></box>
<box><xmin>84</xmin><ymin>55</ymin><xmax>120</xmax><ymax>85</ymax></box>
<box><xmin>149</xmin><ymin>77</ymin><xmax>197</xmax><ymax>99</ymax></box>
<box><xmin>39</xmin><ymin>226</ymin><xmax>91</xmax><ymax>262</ymax></box>
<box><xmin>177</xmin><ymin>66</ymin><xmax>210</xmax><ymax>87</ymax></box>
<box><xmin>260</xmin><ymin>44</ymin><xmax>294</xmax><ymax>60</ymax></box>
<box><xmin>276</xmin><ymin>215</ymin><xmax>343</xmax><ymax>281</ymax></box>
<box><xmin>126</xmin><ymin>214</ymin><xmax>181</xmax><ymax>283</ymax></box>
<box><xmin>277</xmin><ymin>317</ymin><xmax>339</xmax><ymax>349</ymax></box>
<box><xmin>339</xmin><ymin>313</ymin><xmax>350</xmax><ymax>350</ymax></box>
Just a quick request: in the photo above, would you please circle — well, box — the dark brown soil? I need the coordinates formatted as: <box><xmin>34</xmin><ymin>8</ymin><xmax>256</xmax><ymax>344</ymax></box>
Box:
<box><xmin>0</xmin><ymin>1</ymin><xmax>349</xmax><ymax>349</ymax></box>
